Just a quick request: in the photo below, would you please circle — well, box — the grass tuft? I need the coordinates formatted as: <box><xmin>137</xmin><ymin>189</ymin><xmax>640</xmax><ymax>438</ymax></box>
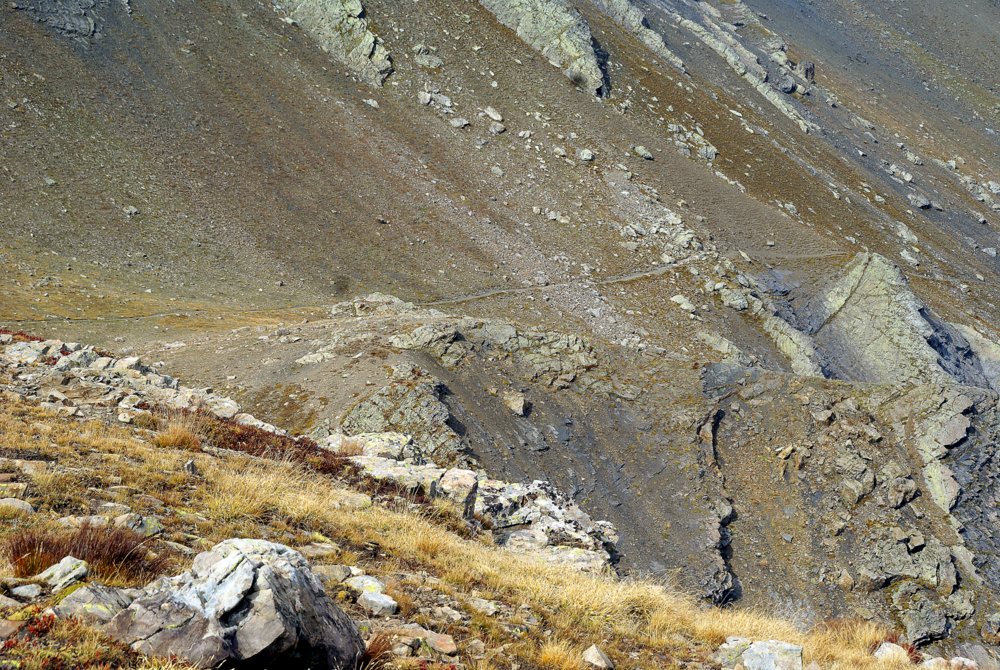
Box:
<box><xmin>152</xmin><ymin>419</ymin><xmax>202</xmax><ymax>451</ymax></box>
<box><xmin>1</xmin><ymin>524</ymin><xmax>174</xmax><ymax>586</ymax></box>
<box><xmin>536</xmin><ymin>640</ymin><xmax>584</xmax><ymax>670</ymax></box>
<box><xmin>359</xmin><ymin>632</ymin><xmax>394</xmax><ymax>670</ymax></box>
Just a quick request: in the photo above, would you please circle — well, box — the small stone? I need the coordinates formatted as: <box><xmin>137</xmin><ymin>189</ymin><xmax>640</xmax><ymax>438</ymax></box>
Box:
<box><xmin>576</xmin><ymin>148</ymin><xmax>595</xmax><ymax>161</ymax></box>
<box><xmin>36</xmin><ymin>556</ymin><xmax>88</xmax><ymax>592</ymax></box>
<box><xmin>467</xmin><ymin>597</ymin><xmax>499</xmax><ymax>616</ymax></box>
<box><xmin>467</xmin><ymin>638</ymin><xmax>486</xmax><ymax>657</ymax></box>
<box><xmin>450</xmin><ymin>117</ymin><xmax>469</xmax><ymax>128</ymax></box>
<box><xmin>836</xmin><ymin>569</ymin><xmax>855</xmax><ymax>591</ymax></box>
<box><xmin>670</xmin><ymin>294</ymin><xmax>696</xmax><ymax>312</ymax></box>
<box><xmin>502</xmin><ymin>390</ymin><xmax>527</xmax><ymax>416</ymax></box>
<box><xmin>358</xmin><ymin>590</ymin><xmax>398</xmax><ymax>616</ymax></box>
<box><xmin>0</xmin><ymin>498</ymin><xmax>34</xmax><ymax>514</ymax></box>
<box><xmin>0</xmin><ymin>619</ymin><xmax>24</xmax><ymax>639</ymax></box>
<box><xmin>484</xmin><ymin>106</ymin><xmax>503</xmax><ymax>122</ymax></box>
<box><xmin>582</xmin><ymin>644</ymin><xmax>614</xmax><ymax>670</ymax></box>
<box><xmin>633</xmin><ymin>145</ymin><xmax>653</xmax><ymax>160</ymax></box>
<box><xmin>10</xmin><ymin>584</ymin><xmax>42</xmax><ymax>601</ymax></box>
<box><xmin>313</xmin><ymin>565</ymin><xmax>353</xmax><ymax>584</ymax></box>
<box><xmin>113</xmin><ymin>512</ymin><xmax>164</xmax><ymax>537</ymax></box>
<box><xmin>425</xmin><ymin>632</ymin><xmax>458</xmax><ymax>655</ymax></box>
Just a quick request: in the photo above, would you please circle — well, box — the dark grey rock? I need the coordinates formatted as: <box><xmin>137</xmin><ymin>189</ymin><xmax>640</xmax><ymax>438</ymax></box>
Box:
<box><xmin>105</xmin><ymin>539</ymin><xmax>364</xmax><ymax>669</ymax></box>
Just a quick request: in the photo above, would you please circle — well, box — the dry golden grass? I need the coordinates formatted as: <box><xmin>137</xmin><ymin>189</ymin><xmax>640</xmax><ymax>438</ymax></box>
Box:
<box><xmin>152</xmin><ymin>418</ymin><xmax>202</xmax><ymax>451</ymax></box>
<box><xmin>0</xmin><ymin>397</ymin><xmax>911</xmax><ymax>669</ymax></box>
<box><xmin>536</xmin><ymin>640</ymin><xmax>585</xmax><ymax>670</ymax></box>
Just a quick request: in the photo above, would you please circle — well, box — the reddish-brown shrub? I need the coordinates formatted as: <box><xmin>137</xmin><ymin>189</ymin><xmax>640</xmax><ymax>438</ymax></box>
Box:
<box><xmin>359</xmin><ymin>633</ymin><xmax>394</xmax><ymax>670</ymax></box>
<box><xmin>1</xmin><ymin>524</ymin><xmax>173</xmax><ymax>585</ymax></box>
<box><xmin>0</xmin><ymin>329</ymin><xmax>44</xmax><ymax>343</ymax></box>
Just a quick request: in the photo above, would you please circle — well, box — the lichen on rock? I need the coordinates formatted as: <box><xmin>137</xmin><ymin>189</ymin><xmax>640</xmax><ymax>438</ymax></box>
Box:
<box><xmin>280</xmin><ymin>0</ymin><xmax>393</xmax><ymax>86</ymax></box>
<box><xmin>478</xmin><ymin>0</ymin><xmax>606</xmax><ymax>96</ymax></box>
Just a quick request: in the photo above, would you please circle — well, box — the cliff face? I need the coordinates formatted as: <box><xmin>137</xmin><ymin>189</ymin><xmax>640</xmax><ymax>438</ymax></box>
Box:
<box><xmin>5</xmin><ymin>0</ymin><xmax>1000</xmax><ymax>664</ymax></box>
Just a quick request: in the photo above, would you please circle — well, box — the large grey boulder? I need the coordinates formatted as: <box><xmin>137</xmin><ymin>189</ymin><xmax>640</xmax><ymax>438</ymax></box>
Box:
<box><xmin>105</xmin><ymin>539</ymin><xmax>364</xmax><ymax>669</ymax></box>
<box><xmin>478</xmin><ymin>0</ymin><xmax>605</xmax><ymax>95</ymax></box>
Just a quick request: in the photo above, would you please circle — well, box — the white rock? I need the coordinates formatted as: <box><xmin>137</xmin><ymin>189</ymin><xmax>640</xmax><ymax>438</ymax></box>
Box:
<box><xmin>873</xmin><ymin>641</ymin><xmax>911</xmax><ymax>663</ymax></box>
<box><xmin>582</xmin><ymin>644</ymin><xmax>614</xmax><ymax>670</ymax></box>
<box><xmin>742</xmin><ymin>640</ymin><xmax>803</xmax><ymax>670</ymax></box>
<box><xmin>670</xmin><ymin>294</ymin><xmax>696</xmax><ymax>312</ymax></box>
<box><xmin>36</xmin><ymin>556</ymin><xmax>89</xmax><ymax>592</ymax></box>
<box><xmin>358</xmin><ymin>590</ymin><xmax>398</xmax><ymax>616</ymax></box>
<box><xmin>345</xmin><ymin>575</ymin><xmax>386</xmax><ymax>594</ymax></box>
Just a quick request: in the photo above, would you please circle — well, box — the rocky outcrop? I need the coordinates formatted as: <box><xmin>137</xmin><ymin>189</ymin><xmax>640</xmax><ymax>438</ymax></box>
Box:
<box><xmin>0</xmin><ymin>339</ymin><xmax>246</xmax><ymax>425</ymax></box>
<box><xmin>590</xmin><ymin>0</ymin><xmax>685</xmax><ymax>71</ymax></box>
<box><xmin>324</xmin><ymin>294</ymin><xmax>608</xmax><ymax>392</ymax></box>
<box><xmin>663</xmin><ymin>4</ymin><xmax>817</xmax><ymax>133</ymax></box>
<box><xmin>761</xmin><ymin>314</ymin><xmax>824</xmax><ymax>377</ymax></box>
<box><xmin>341</xmin><ymin>363</ymin><xmax>467</xmax><ymax>466</ymax></box>
<box><xmin>389</xmin><ymin>316</ymin><xmax>607</xmax><ymax>392</ymax></box>
<box><xmin>478</xmin><ymin>0</ymin><xmax>606</xmax><ymax>95</ymax></box>
<box><xmin>955</xmin><ymin>324</ymin><xmax>1000</xmax><ymax>391</ymax></box>
<box><xmin>12</xmin><ymin>0</ymin><xmax>105</xmax><ymax>38</ymax></box>
<box><xmin>330</xmin><ymin>431</ymin><xmax>619</xmax><ymax>572</ymax></box>
<box><xmin>280</xmin><ymin>0</ymin><xmax>393</xmax><ymax>86</ymax></box>
<box><xmin>104</xmin><ymin>539</ymin><xmax>364</xmax><ymax>669</ymax></box>
<box><xmin>808</xmin><ymin>253</ymin><xmax>988</xmax><ymax>388</ymax></box>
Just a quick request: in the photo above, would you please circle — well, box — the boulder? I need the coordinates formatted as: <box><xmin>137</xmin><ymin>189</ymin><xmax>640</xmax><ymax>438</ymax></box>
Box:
<box><xmin>105</xmin><ymin>539</ymin><xmax>364</xmax><ymax>669</ymax></box>
<box><xmin>632</xmin><ymin>145</ymin><xmax>654</xmax><ymax>160</ymax></box>
<box><xmin>873</xmin><ymin>641</ymin><xmax>911</xmax><ymax>662</ymax></box>
<box><xmin>10</xmin><ymin>584</ymin><xmax>42</xmax><ymax>601</ymax></box>
<box><xmin>502</xmin><ymin>390</ymin><xmax>528</xmax><ymax>416</ymax></box>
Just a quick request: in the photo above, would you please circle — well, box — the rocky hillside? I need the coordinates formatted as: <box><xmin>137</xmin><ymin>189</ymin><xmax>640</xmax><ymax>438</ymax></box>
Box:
<box><xmin>3</xmin><ymin>0</ymin><xmax>1000</xmax><ymax>668</ymax></box>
